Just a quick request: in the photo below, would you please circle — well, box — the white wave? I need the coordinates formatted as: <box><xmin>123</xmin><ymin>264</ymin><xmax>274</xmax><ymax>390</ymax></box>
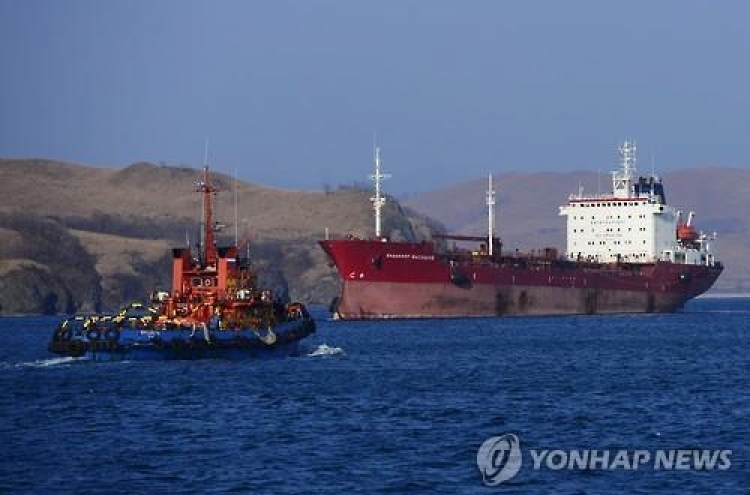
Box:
<box><xmin>17</xmin><ymin>356</ymin><xmax>83</xmax><ymax>368</ymax></box>
<box><xmin>307</xmin><ymin>344</ymin><xmax>346</xmax><ymax>357</ymax></box>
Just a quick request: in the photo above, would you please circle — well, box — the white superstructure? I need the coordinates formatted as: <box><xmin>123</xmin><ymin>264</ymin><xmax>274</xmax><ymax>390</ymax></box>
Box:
<box><xmin>559</xmin><ymin>141</ymin><xmax>718</xmax><ymax>266</ymax></box>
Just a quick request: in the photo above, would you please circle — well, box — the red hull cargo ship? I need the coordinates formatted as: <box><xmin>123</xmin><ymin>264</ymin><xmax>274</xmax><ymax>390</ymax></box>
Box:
<box><xmin>319</xmin><ymin>142</ymin><xmax>723</xmax><ymax>319</ymax></box>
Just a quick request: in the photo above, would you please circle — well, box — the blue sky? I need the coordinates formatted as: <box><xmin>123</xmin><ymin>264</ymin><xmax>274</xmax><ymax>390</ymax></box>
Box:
<box><xmin>1</xmin><ymin>1</ymin><xmax>748</xmax><ymax>193</ymax></box>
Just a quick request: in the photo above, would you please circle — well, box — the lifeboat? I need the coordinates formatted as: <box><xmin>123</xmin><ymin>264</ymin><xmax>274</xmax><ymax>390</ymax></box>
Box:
<box><xmin>676</xmin><ymin>223</ymin><xmax>699</xmax><ymax>244</ymax></box>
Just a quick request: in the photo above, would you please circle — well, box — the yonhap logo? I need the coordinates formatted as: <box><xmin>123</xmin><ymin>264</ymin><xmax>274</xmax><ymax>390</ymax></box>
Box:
<box><xmin>476</xmin><ymin>433</ymin><xmax>522</xmax><ymax>486</ymax></box>
<box><xmin>476</xmin><ymin>433</ymin><xmax>732</xmax><ymax>487</ymax></box>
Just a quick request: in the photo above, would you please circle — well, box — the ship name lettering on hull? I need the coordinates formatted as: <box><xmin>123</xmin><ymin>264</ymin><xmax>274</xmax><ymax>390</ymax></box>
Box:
<box><xmin>385</xmin><ymin>253</ymin><xmax>436</xmax><ymax>261</ymax></box>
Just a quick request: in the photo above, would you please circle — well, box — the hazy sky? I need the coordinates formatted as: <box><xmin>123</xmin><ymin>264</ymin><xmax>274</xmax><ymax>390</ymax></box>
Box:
<box><xmin>1</xmin><ymin>1</ymin><xmax>748</xmax><ymax>193</ymax></box>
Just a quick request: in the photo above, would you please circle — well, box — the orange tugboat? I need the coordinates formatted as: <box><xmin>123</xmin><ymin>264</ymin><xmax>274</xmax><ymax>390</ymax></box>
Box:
<box><xmin>49</xmin><ymin>166</ymin><xmax>315</xmax><ymax>360</ymax></box>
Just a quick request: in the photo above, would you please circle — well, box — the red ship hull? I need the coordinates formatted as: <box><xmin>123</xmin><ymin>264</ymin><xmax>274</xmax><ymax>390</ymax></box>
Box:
<box><xmin>319</xmin><ymin>239</ymin><xmax>722</xmax><ymax>319</ymax></box>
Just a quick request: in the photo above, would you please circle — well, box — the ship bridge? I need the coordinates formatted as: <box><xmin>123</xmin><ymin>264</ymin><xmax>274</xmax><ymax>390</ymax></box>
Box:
<box><xmin>559</xmin><ymin>141</ymin><xmax>717</xmax><ymax>267</ymax></box>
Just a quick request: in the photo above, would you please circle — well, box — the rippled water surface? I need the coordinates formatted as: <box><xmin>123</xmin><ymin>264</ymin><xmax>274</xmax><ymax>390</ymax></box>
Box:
<box><xmin>1</xmin><ymin>299</ymin><xmax>749</xmax><ymax>494</ymax></box>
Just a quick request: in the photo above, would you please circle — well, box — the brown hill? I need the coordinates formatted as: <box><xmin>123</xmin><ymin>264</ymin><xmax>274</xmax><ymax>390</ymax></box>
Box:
<box><xmin>0</xmin><ymin>159</ymin><xmax>437</xmax><ymax>313</ymax></box>
<box><xmin>406</xmin><ymin>168</ymin><xmax>750</xmax><ymax>294</ymax></box>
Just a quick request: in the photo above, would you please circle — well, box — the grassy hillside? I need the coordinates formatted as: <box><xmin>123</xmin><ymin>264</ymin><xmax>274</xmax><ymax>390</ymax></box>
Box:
<box><xmin>0</xmin><ymin>159</ymin><xmax>438</xmax><ymax>313</ymax></box>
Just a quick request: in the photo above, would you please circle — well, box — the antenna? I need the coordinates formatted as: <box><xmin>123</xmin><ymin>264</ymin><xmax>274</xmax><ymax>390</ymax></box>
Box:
<box><xmin>369</xmin><ymin>146</ymin><xmax>391</xmax><ymax>238</ymax></box>
<box><xmin>204</xmin><ymin>138</ymin><xmax>210</xmax><ymax>167</ymax></box>
<box><xmin>650</xmin><ymin>151</ymin><xmax>656</xmax><ymax>177</ymax></box>
<box><xmin>200</xmin><ymin>138</ymin><xmax>211</xmax><ymax>253</ymax></box>
<box><xmin>234</xmin><ymin>167</ymin><xmax>239</xmax><ymax>247</ymax></box>
<box><xmin>487</xmin><ymin>174</ymin><xmax>496</xmax><ymax>256</ymax></box>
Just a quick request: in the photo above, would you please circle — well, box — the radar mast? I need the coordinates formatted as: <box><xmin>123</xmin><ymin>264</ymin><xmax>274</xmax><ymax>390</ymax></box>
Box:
<box><xmin>369</xmin><ymin>146</ymin><xmax>391</xmax><ymax>238</ymax></box>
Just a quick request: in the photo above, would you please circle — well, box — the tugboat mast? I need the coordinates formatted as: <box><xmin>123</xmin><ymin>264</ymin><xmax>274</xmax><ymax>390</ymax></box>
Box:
<box><xmin>196</xmin><ymin>165</ymin><xmax>219</xmax><ymax>266</ymax></box>
<box><xmin>369</xmin><ymin>146</ymin><xmax>390</xmax><ymax>238</ymax></box>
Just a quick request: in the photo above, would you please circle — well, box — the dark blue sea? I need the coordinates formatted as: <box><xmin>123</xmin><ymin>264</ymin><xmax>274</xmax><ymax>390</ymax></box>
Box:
<box><xmin>1</xmin><ymin>298</ymin><xmax>749</xmax><ymax>494</ymax></box>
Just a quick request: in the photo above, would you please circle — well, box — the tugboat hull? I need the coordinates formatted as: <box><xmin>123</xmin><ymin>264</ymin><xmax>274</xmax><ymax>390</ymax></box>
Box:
<box><xmin>49</xmin><ymin>318</ymin><xmax>315</xmax><ymax>361</ymax></box>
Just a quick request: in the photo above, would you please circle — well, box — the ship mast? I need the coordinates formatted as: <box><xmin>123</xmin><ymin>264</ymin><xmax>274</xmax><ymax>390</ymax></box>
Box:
<box><xmin>369</xmin><ymin>146</ymin><xmax>390</xmax><ymax>238</ymax></box>
<box><xmin>612</xmin><ymin>140</ymin><xmax>637</xmax><ymax>198</ymax></box>
<box><xmin>196</xmin><ymin>165</ymin><xmax>219</xmax><ymax>266</ymax></box>
<box><xmin>487</xmin><ymin>174</ymin><xmax>496</xmax><ymax>256</ymax></box>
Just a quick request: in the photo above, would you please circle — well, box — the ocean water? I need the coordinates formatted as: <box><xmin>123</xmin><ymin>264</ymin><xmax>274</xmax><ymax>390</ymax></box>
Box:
<box><xmin>1</xmin><ymin>298</ymin><xmax>749</xmax><ymax>494</ymax></box>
